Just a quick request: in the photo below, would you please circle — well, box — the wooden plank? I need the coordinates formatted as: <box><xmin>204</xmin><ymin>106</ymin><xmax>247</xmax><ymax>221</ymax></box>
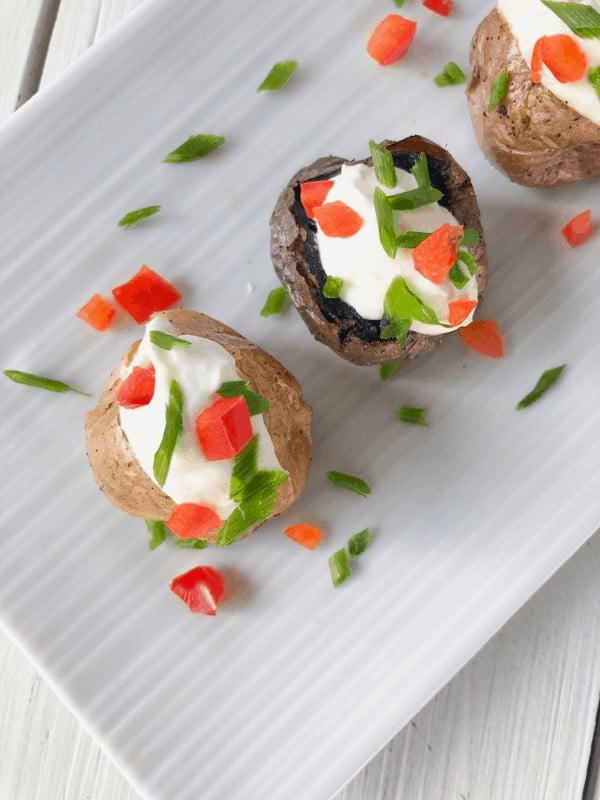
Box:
<box><xmin>0</xmin><ymin>1</ymin><xmax>45</xmax><ymax>120</ymax></box>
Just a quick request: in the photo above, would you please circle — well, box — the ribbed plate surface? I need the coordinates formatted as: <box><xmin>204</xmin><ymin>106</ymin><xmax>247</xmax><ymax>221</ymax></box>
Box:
<box><xmin>0</xmin><ymin>1</ymin><xmax>599</xmax><ymax>798</ymax></box>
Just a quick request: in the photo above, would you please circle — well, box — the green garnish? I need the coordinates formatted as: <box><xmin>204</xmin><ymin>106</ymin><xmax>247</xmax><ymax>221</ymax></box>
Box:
<box><xmin>230</xmin><ymin>436</ymin><xmax>259</xmax><ymax>502</ymax></box>
<box><xmin>257</xmin><ymin>60</ymin><xmax>298</xmax><ymax>91</ymax></box>
<box><xmin>163</xmin><ymin>134</ymin><xmax>225</xmax><ymax>163</ymax></box>
<box><xmin>489</xmin><ymin>71</ymin><xmax>510</xmax><ymax>110</ymax></box>
<box><xmin>118</xmin><ymin>205</ymin><xmax>161</xmax><ymax>228</ymax></box>
<box><xmin>462</xmin><ymin>228</ymin><xmax>481</xmax><ymax>248</ymax></box>
<box><xmin>348</xmin><ymin>529</ymin><xmax>371</xmax><ymax>558</ymax></box>
<box><xmin>217</xmin><ymin>470</ymin><xmax>288</xmax><ymax>546</ymax></box>
<box><xmin>394</xmin><ymin>0</ymin><xmax>406</xmax><ymax>6</ymax></box>
<box><xmin>384</xmin><ymin>276</ymin><xmax>439</xmax><ymax>326</ymax></box>
<box><xmin>396</xmin><ymin>405</ymin><xmax>428</xmax><ymax>426</ymax></box>
<box><xmin>411</xmin><ymin>153</ymin><xmax>431</xmax><ymax>189</ymax></box>
<box><xmin>3</xmin><ymin>369</ymin><xmax>91</xmax><ymax>396</ymax></box>
<box><xmin>145</xmin><ymin>520</ymin><xmax>168</xmax><ymax>551</ymax></box>
<box><xmin>589</xmin><ymin>66</ymin><xmax>600</xmax><ymax>99</ymax></box>
<box><xmin>458</xmin><ymin>249</ymin><xmax>477</xmax><ymax>276</ymax></box>
<box><xmin>374</xmin><ymin>187</ymin><xmax>397</xmax><ymax>259</ymax></box>
<box><xmin>217</xmin><ymin>380</ymin><xmax>270</xmax><ymax>416</ymax></box>
<box><xmin>541</xmin><ymin>1</ymin><xmax>600</xmax><ymax>38</ymax></box>
<box><xmin>153</xmin><ymin>379</ymin><xmax>183</xmax><ymax>487</ymax></box>
<box><xmin>329</xmin><ymin>548</ymin><xmax>351</xmax><ymax>587</ymax></box>
<box><xmin>172</xmin><ymin>537</ymin><xmax>209</xmax><ymax>549</ymax></box>
<box><xmin>448</xmin><ymin>262</ymin><xmax>469</xmax><ymax>290</ymax></box>
<box><xmin>388</xmin><ymin>186</ymin><xmax>443</xmax><ymax>211</ymax></box>
<box><xmin>381</xmin><ymin>318</ymin><xmax>411</xmax><ymax>348</ymax></box>
<box><xmin>149</xmin><ymin>330</ymin><xmax>191</xmax><ymax>351</ymax></box>
<box><xmin>323</xmin><ymin>276</ymin><xmax>344</xmax><ymax>299</ymax></box>
<box><xmin>434</xmin><ymin>62</ymin><xmax>467</xmax><ymax>87</ymax></box>
<box><xmin>369</xmin><ymin>140</ymin><xmax>397</xmax><ymax>188</ymax></box>
<box><xmin>396</xmin><ymin>231</ymin><xmax>430</xmax><ymax>248</ymax></box>
<box><xmin>261</xmin><ymin>286</ymin><xmax>290</xmax><ymax>316</ymax></box>
<box><xmin>327</xmin><ymin>471</ymin><xmax>371</xmax><ymax>497</ymax></box>
<box><xmin>516</xmin><ymin>365</ymin><xmax>566</xmax><ymax>410</ymax></box>
<box><xmin>379</xmin><ymin>361</ymin><xmax>402</xmax><ymax>381</ymax></box>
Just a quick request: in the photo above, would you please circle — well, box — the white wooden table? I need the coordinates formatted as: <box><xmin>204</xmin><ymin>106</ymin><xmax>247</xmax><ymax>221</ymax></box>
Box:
<box><xmin>1</xmin><ymin>3</ymin><xmax>599</xmax><ymax>798</ymax></box>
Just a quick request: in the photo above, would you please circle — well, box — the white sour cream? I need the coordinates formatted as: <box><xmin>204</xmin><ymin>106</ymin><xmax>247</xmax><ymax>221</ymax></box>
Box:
<box><xmin>315</xmin><ymin>164</ymin><xmax>478</xmax><ymax>335</ymax></box>
<box><xmin>498</xmin><ymin>0</ymin><xmax>600</xmax><ymax>127</ymax></box>
<box><xmin>119</xmin><ymin>316</ymin><xmax>281</xmax><ymax>519</ymax></box>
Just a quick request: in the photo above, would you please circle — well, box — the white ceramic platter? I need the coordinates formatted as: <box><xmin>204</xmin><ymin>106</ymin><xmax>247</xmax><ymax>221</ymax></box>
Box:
<box><xmin>0</xmin><ymin>1</ymin><xmax>599</xmax><ymax>798</ymax></box>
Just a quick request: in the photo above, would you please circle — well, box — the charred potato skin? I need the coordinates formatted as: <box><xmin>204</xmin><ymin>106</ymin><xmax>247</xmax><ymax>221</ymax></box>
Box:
<box><xmin>467</xmin><ymin>9</ymin><xmax>600</xmax><ymax>187</ymax></box>
<box><xmin>270</xmin><ymin>136</ymin><xmax>487</xmax><ymax>366</ymax></box>
<box><xmin>85</xmin><ymin>310</ymin><xmax>312</xmax><ymax>543</ymax></box>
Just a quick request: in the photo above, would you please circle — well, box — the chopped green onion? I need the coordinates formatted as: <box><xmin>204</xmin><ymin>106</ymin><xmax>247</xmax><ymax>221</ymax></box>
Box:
<box><xmin>396</xmin><ymin>231</ymin><xmax>430</xmax><ymax>248</ymax></box>
<box><xmin>489</xmin><ymin>70</ymin><xmax>510</xmax><ymax>110</ymax></box>
<box><xmin>153</xmin><ymin>379</ymin><xmax>183</xmax><ymax>487</ymax></box>
<box><xmin>369</xmin><ymin>140</ymin><xmax>397</xmax><ymax>188</ymax></box>
<box><xmin>257</xmin><ymin>60</ymin><xmax>298</xmax><ymax>92</ymax></box>
<box><xmin>462</xmin><ymin>228</ymin><xmax>481</xmax><ymax>248</ymax></box>
<box><xmin>384</xmin><ymin>276</ymin><xmax>439</xmax><ymax>325</ymax></box>
<box><xmin>3</xmin><ymin>369</ymin><xmax>91</xmax><ymax>396</ymax></box>
<box><xmin>589</xmin><ymin>66</ymin><xmax>600</xmax><ymax>99</ymax></box>
<box><xmin>230</xmin><ymin>436</ymin><xmax>259</xmax><ymax>502</ymax></box>
<box><xmin>516</xmin><ymin>365</ymin><xmax>566</xmax><ymax>410</ymax></box>
<box><xmin>327</xmin><ymin>471</ymin><xmax>371</xmax><ymax>497</ymax></box>
<box><xmin>394</xmin><ymin>0</ymin><xmax>406</xmax><ymax>5</ymax></box>
<box><xmin>388</xmin><ymin>187</ymin><xmax>443</xmax><ymax>211</ymax></box>
<box><xmin>541</xmin><ymin>1</ymin><xmax>600</xmax><ymax>38</ymax></box>
<box><xmin>374</xmin><ymin>187</ymin><xmax>397</xmax><ymax>259</ymax></box>
<box><xmin>434</xmin><ymin>62</ymin><xmax>467</xmax><ymax>87</ymax></box>
<box><xmin>448</xmin><ymin>261</ymin><xmax>469</xmax><ymax>290</ymax></box>
<box><xmin>118</xmin><ymin>205</ymin><xmax>161</xmax><ymax>228</ymax></box>
<box><xmin>172</xmin><ymin>537</ymin><xmax>209</xmax><ymax>549</ymax></box>
<box><xmin>145</xmin><ymin>519</ymin><xmax>168</xmax><ymax>551</ymax></box>
<box><xmin>149</xmin><ymin>330</ymin><xmax>190</xmax><ymax>350</ymax></box>
<box><xmin>381</xmin><ymin>318</ymin><xmax>411</xmax><ymax>348</ymax></box>
<box><xmin>379</xmin><ymin>361</ymin><xmax>402</xmax><ymax>381</ymax></box>
<box><xmin>329</xmin><ymin>548</ymin><xmax>351</xmax><ymax>587</ymax></box>
<box><xmin>458</xmin><ymin>249</ymin><xmax>477</xmax><ymax>276</ymax></box>
<box><xmin>261</xmin><ymin>286</ymin><xmax>290</xmax><ymax>317</ymax></box>
<box><xmin>396</xmin><ymin>405</ymin><xmax>428</xmax><ymax>426</ymax></box>
<box><xmin>348</xmin><ymin>529</ymin><xmax>371</xmax><ymax>558</ymax></box>
<box><xmin>217</xmin><ymin>469</ymin><xmax>288</xmax><ymax>546</ymax></box>
<box><xmin>163</xmin><ymin>134</ymin><xmax>225</xmax><ymax>163</ymax></box>
<box><xmin>411</xmin><ymin>153</ymin><xmax>431</xmax><ymax>189</ymax></box>
<box><xmin>218</xmin><ymin>380</ymin><xmax>270</xmax><ymax>416</ymax></box>
<box><xmin>323</xmin><ymin>276</ymin><xmax>344</xmax><ymax>299</ymax></box>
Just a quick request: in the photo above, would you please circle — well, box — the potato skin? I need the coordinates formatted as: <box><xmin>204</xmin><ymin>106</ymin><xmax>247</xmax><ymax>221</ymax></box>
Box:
<box><xmin>270</xmin><ymin>136</ymin><xmax>487</xmax><ymax>366</ymax></box>
<box><xmin>85</xmin><ymin>310</ymin><xmax>312</xmax><ymax>542</ymax></box>
<box><xmin>467</xmin><ymin>9</ymin><xmax>600</xmax><ymax>187</ymax></box>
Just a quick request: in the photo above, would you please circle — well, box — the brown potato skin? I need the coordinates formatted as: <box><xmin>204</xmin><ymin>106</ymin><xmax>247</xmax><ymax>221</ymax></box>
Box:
<box><xmin>467</xmin><ymin>9</ymin><xmax>600</xmax><ymax>187</ymax></box>
<box><xmin>85</xmin><ymin>310</ymin><xmax>312</xmax><ymax>543</ymax></box>
<box><xmin>270</xmin><ymin>136</ymin><xmax>487</xmax><ymax>366</ymax></box>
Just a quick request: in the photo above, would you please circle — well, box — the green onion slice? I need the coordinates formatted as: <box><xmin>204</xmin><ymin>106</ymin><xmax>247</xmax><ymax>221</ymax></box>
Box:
<box><xmin>118</xmin><ymin>206</ymin><xmax>161</xmax><ymax>228</ymax></box>
<box><xmin>163</xmin><ymin>134</ymin><xmax>225</xmax><ymax>163</ymax></box>
<box><xmin>145</xmin><ymin>519</ymin><xmax>168</xmax><ymax>551</ymax></box>
<box><xmin>396</xmin><ymin>405</ymin><xmax>428</xmax><ymax>426</ymax></box>
<box><xmin>374</xmin><ymin>187</ymin><xmax>397</xmax><ymax>259</ymax></box>
<box><xmin>369</xmin><ymin>140</ymin><xmax>397</xmax><ymax>188</ymax></box>
<box><xmin>411</xmin><ymin>153</ymin><xmax>431</xmax><ymax>189</ymax></box>
<box><xmin>489</xmin><ymin>71</ymin><xmax>510</xmax><ymax>110</ymax></box>
<box><xmin>388</xmin><ymin>187</ymin><xmax>443</xmax><ymax>211</ymax></box>
<box><xmin>218</xmin><ymin>381</ymin><xmax>270</xmax><ymax>416</ymax></box>
<box><xmin>384</xmin><ymin>276</ymin><xmax>439</xmax><ymax>325</ymax></box>
<box><xmin>541</xmin><ymin>1</ymin><xmax>600</xmax><ymax>38</ymax></box>
<box><xmin>516</xmin><ymin>365</ymin><xmax>566</xmax><ymax>410</ymax></box>
<box><xmin>3</xmin><ymin>369</ymin><xmax>91</xmax><ymax>396</ymax></box>
<box><xmin>261</xmin><ymin>286</ymin><xmax>290</xmax><ymax>317</ymax></box>
<box><xmin>257</xmin><ymin>60</ymin><xmax>298</xmax><ymax>91</ymax></box>
<box><xmin>396</xmin><ymin>231</ymin><xmax>430</xmax><ymax>248</ymax></box>
<box><xmin>462</xmin><ymin>228</ymin><xmax>481</xmax><ymax>248</ymax></box>
<box><xmin>434</xmin><ymin>62</ymin><xmax>467</xmax><ymax>87</ymax></box>
<box><xmin>327</xmin><ymin>471</ymin><xmax>371</xmax><ymax>497</ymax></box>
<box><xmin>153</xmin><ymin>379</ymin><xmax>184</xmax><ymax>487</ymax></box>
<box><xmin>348</xmin><ymin>529</ymin><xmax>371</xmax><ymax>558</ymax></box>
<box><xmin>379</xmin><ymin>361</ymin><xmax>402</xmax><ymax>381</ymax></box>
<box><xmin>329</xmin><ymin>548</ymin><xmax>352</xmax><ymax>587</ymax></box>
<box><xmin>323</xmin><ymin>276</ymin><xmax>344</xmax><ymax>299</ymax></box>
<box><xmin>149</xmin><ymin>331</ymin><xmax>191</xmax><ymax>350</ymax></box>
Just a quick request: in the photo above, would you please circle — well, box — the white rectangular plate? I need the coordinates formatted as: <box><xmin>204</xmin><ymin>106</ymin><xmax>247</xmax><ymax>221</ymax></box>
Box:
<box><xmin>0</xmin><ymin>1</ymin><xmax>599</xmax><ymax>798</ymax></box>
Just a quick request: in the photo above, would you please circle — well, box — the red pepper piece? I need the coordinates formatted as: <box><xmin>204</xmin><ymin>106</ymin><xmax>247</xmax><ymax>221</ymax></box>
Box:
<box><xmin>448</xmin><ymin>299</ymin><xmax>477</xmax><ymax>327</ymax></box>
<box><xmin>313</xmin><ymin>201</ymin><xmax>364</xmax><ymax>238</ymax></box>
<box><xmin>116</xmin><ymin>365</ymin><xmax>156</xmax><ymax>408</ymax></box>
<box><xmin>112</xmin><ymin>265</ymin><xmax>181</xmax><ymax>324</ymax></box>
<box><xmin>422</xmin><ymin>0</ymin><xmax>453</xmax><ymax>16</ymax></box>
<box><xmin>196</xmin><ymin>395</ymin><xmax>253</xmax><ymax>461</ymax></box>
<box><xmin>300</xmin><ymin>180</ymin><xmax>334</xmax><ymax>219</ymax></box>
<box><xmin>76</xmin><ymin>294</ymin><xmax>116</xmax><ymax>332</ymax></box>
<box><xmin>170</xmin><ymin>566</ymin><xmax>225</xmax><ymax>615</ymax></box>
<box><xmin>458</xmin><ymin>319</ymin><xmax>504</xmax><ymax>358</ymax></box>
<box><xmin>562</xmin><ymin>209</ymin><xmax>593</xmax><ymax>248</ymax></box>
<box><xmin>540</xmin><ymin>34</ymin><xmax>587</xmax><ymax>83</ymax></box>
<box><xmin>366</xmin><ymin>14</ymin><xmax>417</xmax><ymax>66</ymax></box>
<box><xmin>413</xmin><ymin>223</ymin><xmax>464</xmax><ymax>285</ymax></box>
<box><xmin>285</xmin><ymin>523</ymin><xmax>324</xmax><ymax>550</ymax></box>
<box><xmin>167</xmin><ymin>503</ymin><xmax>222</xmax><ymax>539</ymax></box>
<box><xmin>531</xmin><ymin>38</ymin><xmax>544</xmax><ymax>84</ymax></box>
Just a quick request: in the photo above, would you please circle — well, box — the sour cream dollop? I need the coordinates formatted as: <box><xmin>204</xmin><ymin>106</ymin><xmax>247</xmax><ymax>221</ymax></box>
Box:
<box><xmin>119</xmin><ymin>316</ymin><xmax>281</xmax><ymax>519</ymax></box>
<box><xmin>315</xmin><ymin>163</ymin><xmax>478</xmax><ymax>336</ymax></box>
<box><xmin>498</xmin><ymin>0</ymin><xmax>600</xmax><ymax>127</ymax></box>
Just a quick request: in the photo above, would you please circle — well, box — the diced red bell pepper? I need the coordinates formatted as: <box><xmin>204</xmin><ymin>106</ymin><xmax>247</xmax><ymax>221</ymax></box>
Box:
<box><xmin>413</xmin><ymin>223</ymin><xmax>464</xmax><ymax>285</ymax></box>
<box><xmin>458</xmin><ymin>319</ymin><xmax>504</xmax><ymax>358</ymax></box>
<box><xmin>285</xmin><ymin>523</ymin><xmax>324</xmax><ymax>550</ymax></box>
<box><xmin>540</xmin><ymin>34</ymin><xmax>587</xmax><ymax>83</ymax></box>
<box><xmin>313</xmin><ymin>201</ymin><xmax>364</xmax><ymax>238</ymax></box>
<box><xmin>116</xmin><ymin>365</ymin><xmax>155</xmax><ymax>408</ymax></box>
<box><xmin>531</xmin><ymin>38</ymin><xmax>544</xmax><ymax>84</ymax></box>
<box><xmin>300</xmin><ymin>180</ymin><xmax>334</xmax><ymax>219</ymax></box>
<box><xmin>562</xmin><ymin>209</ymin><xmax>593</xmax><ymax>248</ymax></box>
<box><xmin>167</xmin><ymin>503</ymin><xmax>222</xmax><ymax>539</ymax></box>
<box><xmin>112</xmin><ymin>265</ymin><xmax>181</xmax><ymax>324</ymax></box>
<box><xmin>76</xmin><ymin>294</ymin><xmax>116</xmax><ymax>332</ymax></box>
<box><xmin>367</xmin><ymin>14</ymin><xmax>417</xmax><ymax>66</ymax></box>
<box><xmin>423</xmin><ymin>0</ymin><xmax>453</xmax><ymax>16</ymax></box>
<box><xmin>170</xmin><ymin>566</ymin><xmax>225</xmax><ymax>615</ymax></box>
<box><xmin>448</xmin><ymin>299</ymin><xmax>477</xmax><ymax>327</ymax></box>
<box><xmin>196</xmin><ymin>395</ymin><xmax>253</xmax><ymax>461</ymax></box>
